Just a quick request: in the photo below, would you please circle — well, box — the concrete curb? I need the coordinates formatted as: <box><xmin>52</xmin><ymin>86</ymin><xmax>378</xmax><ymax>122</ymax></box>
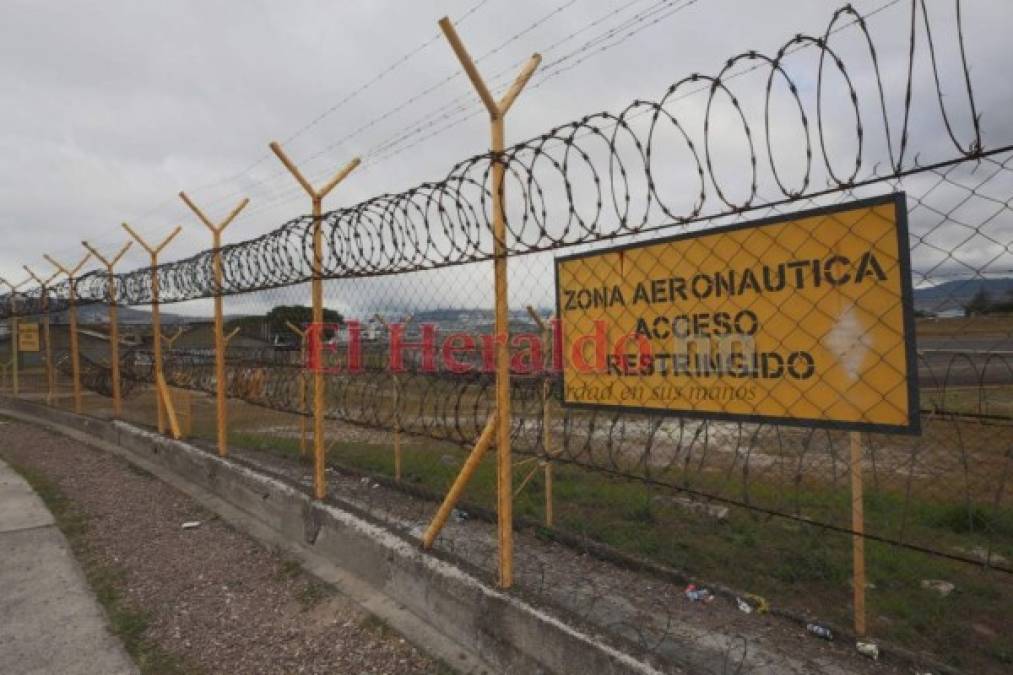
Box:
<box><xmin>0</xmin><ymin>452</ymin><xmax>137</xmax><ymax>675</ymax></box>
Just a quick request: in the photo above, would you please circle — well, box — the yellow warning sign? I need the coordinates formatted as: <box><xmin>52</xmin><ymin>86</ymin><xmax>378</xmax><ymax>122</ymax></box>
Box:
<box><xmin>18</xmin><ymin>322</ymin><xmax>40</xmax><ymax>352</ymax></box>
<box><xmin>555</xmin><ymin>193</ymin><xmax>919</xmax><ymax>434</ymax></box>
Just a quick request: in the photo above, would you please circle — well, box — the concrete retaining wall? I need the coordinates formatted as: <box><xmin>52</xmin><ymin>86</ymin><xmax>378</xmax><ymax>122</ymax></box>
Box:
<box><xmin>0</xmin><ymin>397</ymin><xmax>664</xmax><ymax>675</ymax></box>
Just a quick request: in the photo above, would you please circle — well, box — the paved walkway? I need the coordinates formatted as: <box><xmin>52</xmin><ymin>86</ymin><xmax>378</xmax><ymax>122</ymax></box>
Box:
<box><xmin>0</xmin><ymin>458</ymin><xmax>136</xmax><ymax>675</ymax></box>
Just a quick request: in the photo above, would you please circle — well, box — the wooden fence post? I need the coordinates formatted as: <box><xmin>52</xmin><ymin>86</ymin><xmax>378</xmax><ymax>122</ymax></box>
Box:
<box><xmin>179</xmin><ymin>191</ymin><xmax>249</xmax><ymax>457</ymax></box>
<box><xmin>269</xmin><ymin>141</ymin><xmax>360</xmax><ymax>500</ymax></box>
<box><xmin>121</xmin><ymin>223</ymin><xmax>181</xmax><ymax>434</ymax></box>
<box><xmin>436</xmin><ymin>16</ymin><xmax>540</xmax><ymax>589</ymax></box>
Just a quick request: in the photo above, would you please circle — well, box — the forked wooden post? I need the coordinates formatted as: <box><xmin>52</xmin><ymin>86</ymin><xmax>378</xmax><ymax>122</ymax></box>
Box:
<box><xmin>526</xmin><ymin>305</ymin><xmax>555</xmax><ymax>527</ymax></box>
<box><xmin>23</xmin><ymin>266</ymin><xmax>59</xmax><ymax>405</ymax></box>
<box><xmin>437</xmin><ymin>16</ymin><xmax>540</xmax><ymax>589</ymax></box>
<box><xmin>179</xmin><ymin>191</ymin><xmax>249</xmax><ymax>458</ymax></box>
<box><xmin>850</xmin><ymin>431</ymin><xmax>867</xmax><ymax>636</ymax></box>
<box><xmin>269</xmin><ymin>141</ymin><xmax>360</xmax><ymax>500</ymax></box>
<box><xmin>44</xmin><ymin>253</ymin><xmax>92</xmax><ymax>414</ymax></box>
<box><xmin>122</xmin><ymin>223</ymin><xmax>182</xmax><ymax>434</ymax></box>
<box><xmin>82</xmin><ymin>240</ymin><xmax>132</xmax><ymax>416</ymax></box>
<box><xmin>285</xmin><ymin>320</ymin><xmax>310</xmax><ymax>459</ymax></box>
<box><xmin>0</xmin><ymin>276</ymin><xmax>29</xmax><ymax>397</ymax></box>
<box><xmin>374</xmin><ymin>313</ymin><xmax>412</xmax><ymax>481</ymax></box>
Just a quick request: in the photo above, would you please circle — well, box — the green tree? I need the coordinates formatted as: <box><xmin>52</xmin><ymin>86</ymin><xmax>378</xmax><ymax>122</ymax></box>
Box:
<box><xmin>265</xmin><ymin>305</ymin><xmax>343</xmax><ymax>335</ymax></box>
<box><xmin>227</xmin><ymin>305</ymin><xmax>343</xmax><ymax>341</ymax></box>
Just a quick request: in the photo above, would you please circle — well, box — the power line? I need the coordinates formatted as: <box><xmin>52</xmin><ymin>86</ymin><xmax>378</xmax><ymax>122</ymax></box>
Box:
<box><xmin>232</xmin><ymin>0</ymin><xmax>699</xmax><ymax>223</ymax></box>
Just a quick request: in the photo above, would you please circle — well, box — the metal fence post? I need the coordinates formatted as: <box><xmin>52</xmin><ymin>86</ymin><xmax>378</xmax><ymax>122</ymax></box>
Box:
<box><xmin>179</xmin><ymin>191</ymin><xmax>249</xmax><ymax>458</ymax></box>
<box><xmin>82</xmin><ymin>240</ymin><xmax>132</xmax><ymax>417</ymax></box>
<box><xmin>122</xmin><ymin>223</ymin><xmax>182</xmax><ymax>434</ymax></box>
<box><xmin>437</xmin><ymin>16</ymin><xmax>540</xmax><ymax>589</ymax></box>
<box><xmin>850</xmin><ymin>431</ymin><xmax>867</xmax><ymax>637</ymax></box>
<box><xmin>44</xmin><ymin>253</ymin><xmax>92</xmax><ymax>414</ymax></box>
<box><xmin>23</xmin><ymin>266</ymin><xmax>59</xmax><ymax>405</ymax></box>
<box><xmin>285</xmin><ymin>320</ymin><xmax>310</xmax><ymax>460</ymax></box>
<box><xmin>0</xmin><ymin>277</ymin><xmax>29</xmax><ymax>397</ymax></box>
<box><xmin>374</xmin><ymin>313</ymin><xmax>412</xmax><ymax>481</ymax></box>
<box><xmin>527</xmin><ymin>305</ymin><xmax>555</xmax><ymax>527</ymax></box>
<box><xmin>269</xmin><ymin>141</ymin><xmax>360</xmax><ymax>500</ymax></box>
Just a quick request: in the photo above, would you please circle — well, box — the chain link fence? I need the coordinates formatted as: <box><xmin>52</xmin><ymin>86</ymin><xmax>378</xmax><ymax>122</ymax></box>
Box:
<box><xmin>2</xmin><ymin>2</ymin><xmax>1011</xmax><ymax>672</ymax></box>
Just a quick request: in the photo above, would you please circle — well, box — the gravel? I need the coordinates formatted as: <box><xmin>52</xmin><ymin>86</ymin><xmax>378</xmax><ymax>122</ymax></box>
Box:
<box><xmin>0</xmin><ymin>420</ymin><xmax>442</xmax><ymax>674</ymax></box>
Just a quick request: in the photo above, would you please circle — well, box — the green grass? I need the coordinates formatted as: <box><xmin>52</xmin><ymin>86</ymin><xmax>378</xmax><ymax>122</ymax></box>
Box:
<box><xmin>296</xmin><ymin>579</ymin><xmax>333</xmax><ymax>610</ymax></box>
<box><xmin>275</xmin><ymin>557</ymin><xmax>302</xmax><ymax>581</ymax></box>
<box><xmin>5</xmin><ymin>462</ymin><xmax>194</xmax><ymax>675</ymax></box>
<box><xmin>271</xmin><ymin>555</ymin><xmax>335</xmax><ymax>611</ymax></box>
<box><xmin>359</xmin><ymin>613</ymin><xmax>397</xmax><ymax>639</ymax></box>
<box><xmin>225</xmin><ymin>427</ymin><xmax>1013</xmax><ymax>673</ymax></box>
<box><xmin>922</xmin><ymin>384</ymin><xmax>1013</xmax><ymax>417</ymax></box>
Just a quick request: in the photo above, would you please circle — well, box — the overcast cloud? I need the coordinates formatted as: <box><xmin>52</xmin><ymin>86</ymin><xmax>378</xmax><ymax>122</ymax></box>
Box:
<box><xmin>1</xmin><ymin>0</ymin><xmax>1011</xmax><ymax>316</ymax></box>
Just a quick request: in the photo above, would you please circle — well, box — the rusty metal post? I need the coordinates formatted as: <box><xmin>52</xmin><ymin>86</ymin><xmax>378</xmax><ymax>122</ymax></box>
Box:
<box><xmin>44</xmin><ymin>253</ymin><xmax>92</xmax><ymax>414</ymax></box>
<box><xmin>438</xmin><ymin>16</ymin><xmax>540</xmax><ymax>589</ymax></box>
<box><xmin>269</xmin><ymin>141</ymin><xmax>360</xmax><ymax>500</ymax></box>
<box><xmin>82</xmin><ymin>240</ymin><xmax>132</xmax><ymax>417</ymax></box>
<box><xmin>179</xmin><ymin>191</ymin><xmax>249</xmax><ymax>457</ymax></box>
<box><xmin>122</xmin><ymin>223</ymin><xmax>181</xmax><ymax>434</ymax></box>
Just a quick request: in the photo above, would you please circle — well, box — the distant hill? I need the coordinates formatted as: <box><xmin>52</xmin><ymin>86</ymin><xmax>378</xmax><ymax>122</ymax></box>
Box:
<box><xmin>35</xmin><ymin>280</ymin><xmax>1012</xmax><ymax>325</ymax></box>
<box><xmin>914</xmin><ymin>277</ymin><xmax>1013</xmax><ymax>314</ymax></box>
<box><xmin>51</xmin><ymin>303</ymin><xmax>207</xmax><ymax>325</ymax></box>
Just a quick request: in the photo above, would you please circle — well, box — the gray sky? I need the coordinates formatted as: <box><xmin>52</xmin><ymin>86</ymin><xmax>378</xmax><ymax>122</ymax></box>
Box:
<box><xmin>1</xmin><ymin>0</ymin><xmax>1011</xmax><ymax>313</ymax></box>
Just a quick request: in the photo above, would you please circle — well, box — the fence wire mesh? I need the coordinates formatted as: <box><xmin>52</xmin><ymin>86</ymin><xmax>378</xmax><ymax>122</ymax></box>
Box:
<box><xmin>2</xmin><ymin>1</ymin><xmax>1012</xmax><ymax>672</ymax></box>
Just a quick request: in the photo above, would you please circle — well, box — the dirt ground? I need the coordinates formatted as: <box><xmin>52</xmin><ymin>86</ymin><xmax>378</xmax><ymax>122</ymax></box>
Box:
<box><xmin>0</xmin><ymin>418</ymin><xmax>443</xmax><ymax>675</ymax></box>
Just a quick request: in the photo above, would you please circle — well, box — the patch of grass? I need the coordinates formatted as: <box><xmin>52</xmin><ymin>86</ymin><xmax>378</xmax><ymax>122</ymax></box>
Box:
<box><xmin>771</xmin><ymin>547</ymin><xmax>849</xmax><ymax>585</ymax></box>
<box><xmin>5</xmin><ymin>462</ymin><xmax>194</xmax><ymax>675</ymax></box>
<box><xmin>930</xmin><ymin>503</ymin><xmax>1012</xmax><ymax>536</ymax></box>
<box><xmin>269</xmin><ymin>555</ymin><xmax>334</xmax><ymax>610</ymax></box>
<box><xmin>359</xmin><ymin>613</ymin><xmax>396</xmax><ymax>639</ymax></box>
<box><xmin>296</xmin><ymin>580</ymin><xmax>333</xmax><ymax>610</ymax></box>
<box><xmin>989</xmin><ymin>637</ymin><xmax>1013</xmax><ymax>666</ymax></box>
<box><xmin>622</xmin><ymin>501</ymin><xmax>657</xmax><ymax>525</ymax></box>
<box><xmin>223</xmin><ymin>426</ymin><xmax>1013</xmax><ymax>673</ymax></box>
<box><xmin>275</xmin><ymin>558</ymin><xmax>302</xmax><ymax>581</ymax></box>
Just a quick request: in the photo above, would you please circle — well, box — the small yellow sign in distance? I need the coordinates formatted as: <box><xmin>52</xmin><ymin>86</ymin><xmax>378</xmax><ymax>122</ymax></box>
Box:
<box><xmin>555</xmin><ymin>193</ymin><xmax>919</xmax><ymax>434</ymax></box>
<box><xmin>17</xmin><ymin>322</ymin><xmax>40</xmax><ymax>353</ymax></box>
